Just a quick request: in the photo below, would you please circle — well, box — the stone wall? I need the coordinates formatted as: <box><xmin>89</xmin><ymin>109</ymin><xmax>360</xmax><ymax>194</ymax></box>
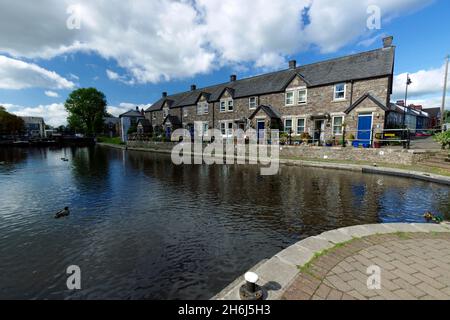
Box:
<box><xmin>280</xmin><ymin>146</ymin><xmax>432</xmax><ymax>165</ymax></box>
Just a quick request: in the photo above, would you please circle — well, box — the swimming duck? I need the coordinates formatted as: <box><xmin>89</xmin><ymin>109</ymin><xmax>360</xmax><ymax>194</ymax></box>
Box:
<box><xmin>55</xmin><ymin>207</ymin><xmax>70</xmax><ymax>219</ymax></box>
<box><xmin>423</xmin><ymin>211</ymin><xmax>443</xmax><ymax>224</ymax></box>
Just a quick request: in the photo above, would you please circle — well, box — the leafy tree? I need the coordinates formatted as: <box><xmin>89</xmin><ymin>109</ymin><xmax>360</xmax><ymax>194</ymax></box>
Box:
<box><xmin>0</xmin><ymin>106</ymin><xmax>25</xmax><ymax>135</ymax></box>
<box><xmin>64</xmin><ymin>88</ymin><xmax>107</xmax><ymax>136</ymax></box>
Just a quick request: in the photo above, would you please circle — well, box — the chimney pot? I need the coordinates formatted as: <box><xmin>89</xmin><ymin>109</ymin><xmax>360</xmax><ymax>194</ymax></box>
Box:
<box><xmin>191</xmin><ymin>84</ymin><xmax>197</xmax><ymax>91</ymax></box>
<box><xmin>230</xmin><ymin>75</ymin><xmax>237</xmax><ymax>82</ymax></box>
<box><xmin>162</xmin><ymin>92</ymin><xmax>168</xmax><ymax>98</ymax></box>
<box><xmin>289</xmin><ymin>60</ymin><xmax>297</xmax><ymax>69</ymax></box>
<box><xmin>383</xmin><ymin>36</ymin><xmax>394</xmax><ymax>48</ymax></box>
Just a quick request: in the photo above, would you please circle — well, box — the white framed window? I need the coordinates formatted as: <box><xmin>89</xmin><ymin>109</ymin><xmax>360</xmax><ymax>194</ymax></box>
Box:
<box><xmin>195</xmin><ymin>121</ymin><xmax>209</xmax><ymax>137</ymax></box>
<box><xmin>184</xmin><ymin>109</ymin><xmax>188</xmax><ymax>118</ymax></box>
<box><xmin>296</xmin><ymin>118</ymin><xmax>306</xmax><ymax>134</ymax></box>
<box><xmin>332</xmin><ymin>116</ymin><xmax>343</xmax><ymax>135</ymax></box>
<box><xmin>197</xmin><ymin>102</ymin><xmax>209</xmax><ymax>115</ymax></box>
<box><xmin>227</xmin><ymin>100</ymin><xmax>234</xmax><ymax>112</ymax></box>
<box><xmin>284</xmin><ymin>118</ymin><xmax>293</xmax><ymax>133</ymax></box>
<box><xmin>220</xmin><ymin>99</ymin><xmax>234</xmax><ymax>112</ymax></box>
<box><xmin>249</xmin><ymin>97</ymin><xmax>258</xmax><ymax>109</ymax></box>
<box><xmin>220</xmin><ymin>121</ymin><xmax>234</xmax><ymax>137</ymax></box>
<box><xmin>203</xmin><ymin>123</ymin><xmax>209</xmax><ymax>136</ymax></box>
<box><xmin>163</xmin><ymin>107</ymin><xmax>169</xmax><ymax>117</ymax></box>
<box><xmin>285</xmin><ymin>91</ymin><xmax>294</xmax><ymax>106</ymax></box>
<box><xmin>334</xmin><ymin>83</ymin><xmax>346</xmax><ymax>100</ymax></box>
<box><xmin>298</xmin><ymin>88</ymin><xmax>307</xmax><ymax>104</ymax></box>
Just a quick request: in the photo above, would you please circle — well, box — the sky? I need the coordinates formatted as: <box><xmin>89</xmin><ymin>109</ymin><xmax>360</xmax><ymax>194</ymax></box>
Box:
<box><xmin>0</xmin><ymin>0</ymin><xmax>449</xmax><ymax>127</ymax></box>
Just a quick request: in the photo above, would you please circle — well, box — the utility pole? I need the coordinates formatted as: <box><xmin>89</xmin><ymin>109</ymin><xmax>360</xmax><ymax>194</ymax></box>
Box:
<box><xmin>402</xmin><ymin>74</ymin><xmax>412</xmax><ymax>128</ymax></box>
<box><xmin>441</xmin><ymin>55</ymin><xmax>449</xmax><ymax>130</ymax></box>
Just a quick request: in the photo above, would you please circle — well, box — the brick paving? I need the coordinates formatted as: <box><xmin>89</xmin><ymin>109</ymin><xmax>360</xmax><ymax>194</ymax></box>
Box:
<box><xmin>282</xmin><ymin>233</ymin><xmax>450</xmax><ymax>300</ymax></box>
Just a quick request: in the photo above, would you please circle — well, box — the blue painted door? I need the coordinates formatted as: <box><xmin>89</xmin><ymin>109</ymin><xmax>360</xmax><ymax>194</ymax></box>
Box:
<box><xmin>257</xmin><ymin>121</ymin><xmax>265</xmax><ymax>142</ymax></box>
<box><xmin>357</xmin><ymin>115</ymin><xmax>373</xmax><ymax>145</ymax></box>
<box><xmin>166</xmin><ymin>127</ymin><xmax>171</xmax><ymax>140</ymax></box>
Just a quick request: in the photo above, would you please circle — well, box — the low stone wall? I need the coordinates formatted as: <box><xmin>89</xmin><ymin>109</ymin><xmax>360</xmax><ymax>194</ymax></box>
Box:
<box><xmin>127</xmin><ymin>141</ymin><xmax>434</xmax><ymax>166</ymax></box>
<box><xmin>280</xmin><ymin>146</ymin><xmax>433</xmax><ymax>165</ymax></box>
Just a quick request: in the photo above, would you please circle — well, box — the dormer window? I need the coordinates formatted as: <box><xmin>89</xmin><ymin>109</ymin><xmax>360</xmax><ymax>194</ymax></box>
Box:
<box><xmin>285</xmin><ymin>91</ymin><xmax>294</xmax><ymax>106</ymax></box>
<box><xmin>163</xmin><ymin>107</ymin><xmax>169</xmax><ymax>117</ymax></box>
<box><xmin>298</xmin><ymin>88</ymin><xmax>307</xmax><ymax>104</ymax></box>
<box><xmin>220</xmin><ymin>98</ymin><xmax>234</xmax><ymax>112</ymax></box>
<box><xmin>197</xmin><ymin>102</ymin><xmax>208</xmax><ymax>115</ymax></box>
<box><xmin>334</xmin><ymin>83</ymin><xmax>346</xmax><ymax>100</ymax></box>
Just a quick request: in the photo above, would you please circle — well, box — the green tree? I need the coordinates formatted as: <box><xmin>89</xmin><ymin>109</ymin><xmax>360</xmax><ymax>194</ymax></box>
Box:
<box><xmin>64</xmin><ymin>88</ymin><xmax>107</xmax><ymax>136</ymax></box>
<box><xmin>0</xmin><ymin>105</ymin><xmax>25</xmax><ymax>135</ymax></box>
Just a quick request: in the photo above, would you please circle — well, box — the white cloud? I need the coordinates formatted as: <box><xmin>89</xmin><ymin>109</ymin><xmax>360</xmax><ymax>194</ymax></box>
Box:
<box><xmin>0</xmin><ymin>0</ymin><xmax>431</xmax><ymax>84</ymax></box>
<box><xmin>393</xmin><ymin>64</ymin><xmax>449</xmax><ymax>99</ymax></box>
<box><xmin>2</xmin><ymin>103</ymin><xmax>67</xmax><ymax>127</ymax></box>
<box><xmin>0</xmin><ymin>55</ymin><xmax>75</xmax><ymax>90</ymax></box>
<box><xmin>107</xmin><ymin>103</ymin><xmax>152</xmax><ymax>117</ymax></box>
<box><xmin>45</xmin><ymin>90</ymin><xmax>59</xmax><ymax>98</ymax></box>
<box><xmin>106</xmin><ymin>69</ymin><xmax>119</xmax><ymax>81</ymax></box>
<box><xmin>393</xmin><ymin>63</ymin><xmax>450</xmax><ymax>109</ymax></box>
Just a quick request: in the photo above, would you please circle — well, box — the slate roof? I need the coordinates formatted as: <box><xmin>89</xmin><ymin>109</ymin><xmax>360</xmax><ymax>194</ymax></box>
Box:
<box><xmin>147</xmin><ymin>47</ymin><xmax>395</xmax><ymax>112</ymax></box>
<box><xmin>163</xmin><ymin>115</ymin><xmax>182</xmax><ymax>126</ymax></box>
<box><xmin>424</xmin><ymin>107</ymin><xmax>441</xmax><ymax>118</ymax></box>
<box><xmin>249</xmin><ymin>105</ymin><xmax>282</xmax><ymax>120</ymax></box>
<box><xmin>119</xmin><ymin>109</ymin><xmax>145</xmax><ymax>118</ymax></box>
<box><xmin>345</xmin><ymin>93</ymin><xmax>389</xmax><ymax>114</ymax></box>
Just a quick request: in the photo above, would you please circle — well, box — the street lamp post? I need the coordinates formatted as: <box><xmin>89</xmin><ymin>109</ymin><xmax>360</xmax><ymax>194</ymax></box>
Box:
<box><xmin>402</xmin><ymin>74</ymin><xmax>412</xmax><ymax>149</ymax></box>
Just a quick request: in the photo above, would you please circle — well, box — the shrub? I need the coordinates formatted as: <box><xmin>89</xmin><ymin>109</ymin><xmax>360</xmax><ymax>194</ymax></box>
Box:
<box><xmin>434</xmin><ymin>131</ymin><xmax>450</xmax><ymax>149</ymax></box>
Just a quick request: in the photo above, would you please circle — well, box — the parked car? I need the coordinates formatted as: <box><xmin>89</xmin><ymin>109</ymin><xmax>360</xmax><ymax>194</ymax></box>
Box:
<box><xmin>415</xmin><ymin>130</ymin><xmax>432</xmax><ymax>137</ymax></box>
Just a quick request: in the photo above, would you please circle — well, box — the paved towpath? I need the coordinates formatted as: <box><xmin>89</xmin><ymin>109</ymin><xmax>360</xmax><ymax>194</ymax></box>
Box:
<box><xmin>214</xmin><ymin>223</ymin><xmax>450</xmax><ymax>301</ymax></box>
<box><xmin>283</xmin><ymin>232</ymin><xmax>450</xmax><ymax>300</ymax></box>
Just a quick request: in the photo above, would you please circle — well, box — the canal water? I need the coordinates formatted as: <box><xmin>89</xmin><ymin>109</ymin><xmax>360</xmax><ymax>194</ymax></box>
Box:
<box><xmin>0</xmin><ymin>146</ymin><xmax>449</xmax><ymax>299</ymax></box>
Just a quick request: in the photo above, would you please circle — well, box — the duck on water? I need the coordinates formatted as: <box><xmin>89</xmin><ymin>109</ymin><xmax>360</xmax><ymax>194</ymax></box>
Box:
<box><xmin>55</xmin><ymin>207</ymin><xmax>70</xmax><ymax>219</ymax></box>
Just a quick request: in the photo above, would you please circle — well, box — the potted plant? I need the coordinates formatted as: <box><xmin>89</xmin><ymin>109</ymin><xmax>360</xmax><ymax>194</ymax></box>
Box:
<box><xmin>373</xmin><ymin>133</ymin><xmax>383</xmax><ymax>149</ymax></box>
<box><xmin>300</xmin><ymin>132</ymin><xmax>311</xmax><ymax>145</ymax></box>
<box><xmin>325</xmin><ymin>139</ymin><xmax>333</xmax><ymax>147</ymax></box>
<box><xmin>280</xmin><ymin>132</ymin><xmax>289</xmax><ymax>145</ymax></box>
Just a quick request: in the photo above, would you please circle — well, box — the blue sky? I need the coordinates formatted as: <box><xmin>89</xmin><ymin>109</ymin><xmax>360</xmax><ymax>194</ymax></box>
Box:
<box><xmin>0</xmin><ymin>0</ymin><xmax>449</xmax><ymax>126</ymax></box>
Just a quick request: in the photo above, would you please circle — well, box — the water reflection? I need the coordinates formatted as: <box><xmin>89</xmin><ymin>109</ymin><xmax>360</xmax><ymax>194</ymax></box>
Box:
<box><xmin>0</xmin><ymin>146</ymin><xmax>448</xmax><ymax>300</ymax></box>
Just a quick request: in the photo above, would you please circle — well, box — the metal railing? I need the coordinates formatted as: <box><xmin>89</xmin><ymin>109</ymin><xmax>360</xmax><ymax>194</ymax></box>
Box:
<box><xmin>281</xmin><ymin>128</ymin><xmax>441</xmax><ymax>149</ymax></box>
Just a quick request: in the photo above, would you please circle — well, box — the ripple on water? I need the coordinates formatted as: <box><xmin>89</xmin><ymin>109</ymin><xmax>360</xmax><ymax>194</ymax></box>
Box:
<box><xmin>0</xmin><ymin>146</ymin><xmax>449</xmax><ymax>299</ymax></box>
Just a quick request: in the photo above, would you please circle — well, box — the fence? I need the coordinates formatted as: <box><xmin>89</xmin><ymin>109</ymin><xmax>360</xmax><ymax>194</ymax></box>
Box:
<box><xmin>282</xmin><ymin>128</ymin><xmax>441</xmax><ymax>149</ymax></box>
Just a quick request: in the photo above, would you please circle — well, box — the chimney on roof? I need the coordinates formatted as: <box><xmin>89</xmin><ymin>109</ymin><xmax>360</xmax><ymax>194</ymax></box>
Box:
<box><xmin>289</xmin><ymin>60</ymin><xmax>297</xmax><ymax>69</ymax></box>
<box><xmin>397</xmin><ymin>100</ymin><xmax>405</xmax><ymax>106</ymax></box>
<box><xmin>141</xmin><ymin>108</ymin><xmax>145</xmax><ymax>115</ymax></box>
<box><xmin>162</xmin><ymin>92</ymin><xmax>168</xmax><ymax>98</ymax></box>
<box><xmin>135</xmin><ymin>106</ymin><xmax>139</xmax><ymax>112</ymax></box>
<box><xmin>230</xmin><ymin>75</ymin><xmax>237</xmax><ymax>82</ymax></box>
<box><xmin>383</xmin><ymin>36</ymin><xmax>394</xmax><ymax>48</ymax></box>
<box><xmin>191</xmin><ymin>84</ymin><xmax>197</xmax><ymax>91</ymax></box>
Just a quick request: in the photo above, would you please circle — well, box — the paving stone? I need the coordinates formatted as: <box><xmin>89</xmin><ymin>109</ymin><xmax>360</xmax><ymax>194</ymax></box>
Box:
<box><xmin>360</xmin><ymin>224</ymin><xmax>397</xmax><ymax>234</ymax></box>
<box><xmin>317</xmin><ymin>229</ymin><xmax>353</xmax><ymax>244</ymax></box>
<box><xmin>296</xmin><ymin>236</ymin><xmax>334</xmax><ymax>253</ymax></box>
<box><xmin>411</xmin><ymin>223</ymin><xmax>450</xmax><ymax>233</ymax></box>
<box><xmin>279</xmin><ymin>227</ymin><xmax>450</xmax><ymax>301</ymax></box>
<box><xmin>254</xmin><ymin>256</ymin><xmax>299</xmax><ymax>288</ymax></box>
<box><xmin>338</xmin><ymin>225</ymin><xmax>373</xmax><ymax>238</ymax></box>
<box><xmin>276</xmin><ymin>244</ymin><xmax>314</xmax><ymax>267</ymax></box>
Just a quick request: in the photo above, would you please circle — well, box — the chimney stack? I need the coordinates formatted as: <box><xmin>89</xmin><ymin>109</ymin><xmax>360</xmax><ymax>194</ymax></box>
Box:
<box><xmin>135</xmin><ymin>106</ymin><xmax>139</xmax><ymax>112</ymax></box>
<box><xmin>230</xmin><ymin>75</ymin><xmax>237</xmax><ymax>82</ymax></box>
<box><xmin>383</xmin><ymin>36</ymin><xmax>394</xmax><ymax>48</ymax></box>
<box><xmin>289</xmin><ymin>60</ymin><xmax>297</xmax><ymax>69</ymax></box>
<box><xmin>191</xmin><ymin>84</ymin><xmax>197</xmax><ymax>91</ymax></box>
<box><xmin>162</xmin><ymin>92</ymin><xmax>168</xmax><ymax>98</ymax></box>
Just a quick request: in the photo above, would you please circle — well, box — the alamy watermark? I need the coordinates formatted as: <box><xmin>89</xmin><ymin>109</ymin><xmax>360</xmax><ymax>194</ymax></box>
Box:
<box><xmin>367</xmin><ymin>5</ymin><xmax>382</xmax><ymax>30</ymax></box>
<box><xmin>170</xmin><ymin>127</ymin><xmax>280</xmax><ymax>176</ymax></box>
<box><xmin>367</xmin><ymin>265</ymin><xmax>382</xmax><ymax>290</ymax></box>
<box><xmin>66</xmin><ymin>5</ymin><xmax>82</xmax><ymax>30</ymax></box>
<box><xmin>66</xmin><ymin>265</ymin><xmax>81</xmax><ymax>290</ymax></box>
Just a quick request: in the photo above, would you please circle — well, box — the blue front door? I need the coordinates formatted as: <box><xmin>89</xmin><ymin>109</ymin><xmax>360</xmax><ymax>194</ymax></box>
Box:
<box><xmin>257</xmin><ymin>120</ymin><xmax>265</xmax><ymax>142</ymax></box>
<box><xmin>357</xmin><ymin>114</ymin><xmax>373</xmax><ymax>145</ymax></box>
<box><xmin>166</xmin><ymin>127</ymin><xmax>171</xmax><ymax>139</ymax></box>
